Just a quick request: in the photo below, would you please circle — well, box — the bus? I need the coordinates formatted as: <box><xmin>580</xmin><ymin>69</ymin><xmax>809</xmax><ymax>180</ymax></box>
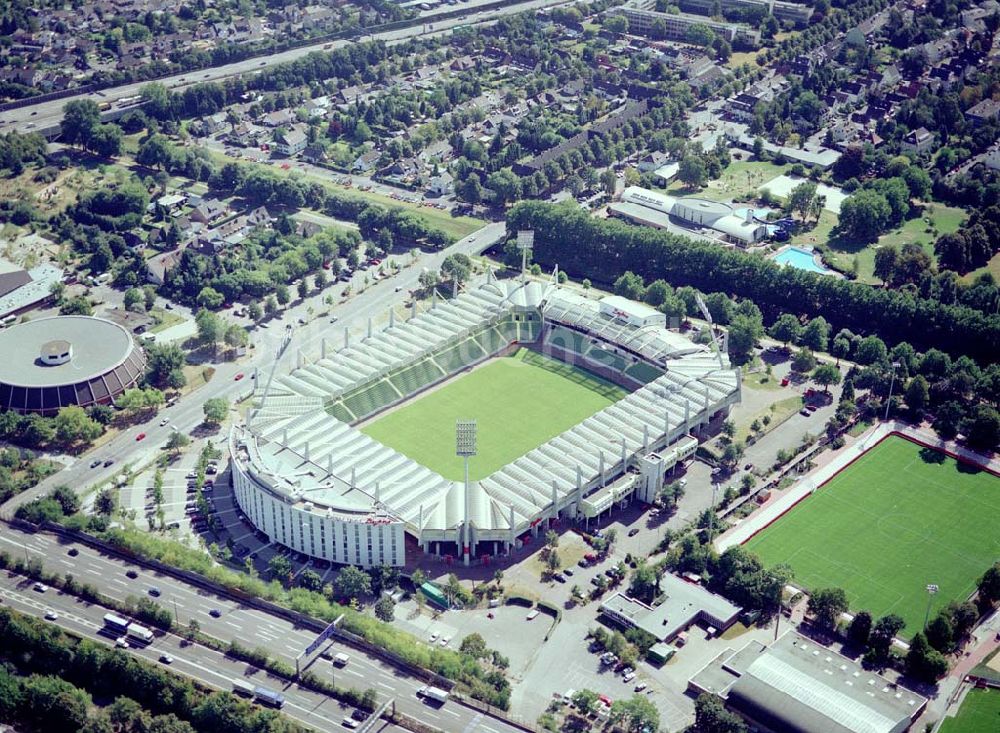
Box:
<box><xmin>103</xmin><ymin>613</ymin><xmax>130</xmax><ymax>634</ymax></box>
<box><xmin>232</xmin><ymin>679</ymin><xmax>256</xmax><ymax>698</ymax></box>
<box><xmin>253</xmin><ymin>686</ymin><xmax>285</xmax><ymax>708</ymax></box>
<box><xmin>126</xmin><ymin>623</ymin><xmax>154</xmax><ymax>644</ymax></box>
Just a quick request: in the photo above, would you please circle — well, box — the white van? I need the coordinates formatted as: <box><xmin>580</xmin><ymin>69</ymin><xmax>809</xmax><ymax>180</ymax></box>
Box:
<box><xmin>526</xmin><ymin>609</ymin><xmax>539</xmax><ymax>620</ymax></box>
<box><xmin>333</xmin><ymin>652</ymin><xmax>350</xmax><ymax>667</ymax></box>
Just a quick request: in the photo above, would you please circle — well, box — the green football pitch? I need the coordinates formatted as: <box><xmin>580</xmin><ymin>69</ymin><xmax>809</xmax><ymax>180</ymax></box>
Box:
<box><xmin>745</xmin><ymin>435</ymin><xmax>1000</xmax><ymax>634</ymax></box>
<box><xmin>939</xmin><ymin>688</ymin><xmax>1000</xmax><ymax>733</ymax></box>
<box><xmin>360</xmin><ymin>348</ymin><xmax>627</xmax><ymax>481</ymax></box>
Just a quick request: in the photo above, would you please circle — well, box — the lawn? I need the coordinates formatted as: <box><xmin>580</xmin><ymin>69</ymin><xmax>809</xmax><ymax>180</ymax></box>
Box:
<box><xmin>361</xmin><ymin>348</ymin><xmax>627</xmax><ymax>480</ymax></box>
<box><xmin>745</xmin><ymin>435</ymin><xmax>1000</xmax><ymax>634</ymax></box>
<box><xmin>939</xmin><ymin>689</ymin><xmax>1000</xmax><ymax>733</ymax></box>
<box><xmin>669</xmin><ymin>160</ymin><xmax>791</xmax><ymax>203</ymax></box>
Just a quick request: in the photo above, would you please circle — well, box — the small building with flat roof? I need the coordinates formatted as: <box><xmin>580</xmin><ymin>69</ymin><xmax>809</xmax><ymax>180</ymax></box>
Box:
<box><xmin>599</xmin><ymin>573</ymin><xmax>742</xmax><ymax>643</ymax></box>
<box><xmin>689</xmin><ymin>631</ymin><xmax>927</xmax><ymax>733</ymax></box>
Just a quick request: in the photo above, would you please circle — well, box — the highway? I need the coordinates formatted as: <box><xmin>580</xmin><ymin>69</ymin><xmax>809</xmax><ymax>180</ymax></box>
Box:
<box><xmin>0</xmin><ymin>0</ymin><xmax>569</xmax><ymax>136</ymax></box>
<box><xmin>0</xmin><ymin>570</ymin><xmax>408</xmax><ymax>733</ymax></box>
<box><xmin>2</xmin><ymin>220</ymin><xmax>506</xmax><ymax>516</ymax></box>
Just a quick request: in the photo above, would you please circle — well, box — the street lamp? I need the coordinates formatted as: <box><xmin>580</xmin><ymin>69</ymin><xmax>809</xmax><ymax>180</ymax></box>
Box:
<box><xmin>924</xmin><ymin>583</ymin><xmax>939</xmax><ymax>628</ymax></box>
<box><xmin>884</xmin><ymin>361</ymin><xmax>901</xmax><ymax>422</ymax></box>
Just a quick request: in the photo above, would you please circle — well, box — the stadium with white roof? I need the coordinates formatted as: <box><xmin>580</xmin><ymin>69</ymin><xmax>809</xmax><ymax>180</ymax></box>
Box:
<box><xmin>229</xmin><ymin>274</ymin><xmax>741</xmax><ymax>567</ymax></box>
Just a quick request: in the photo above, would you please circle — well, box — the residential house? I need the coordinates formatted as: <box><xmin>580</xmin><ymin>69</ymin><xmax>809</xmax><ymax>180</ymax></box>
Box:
<box><xmin>901</xmin><ymin>127</ymin><xmax>935</xmax><ymax>155</ymax></box>
<box><xmin>352</xmin><ymin>150</ymin><xmax>381</xmax><ymax>172</ymax></box>
<box><xmin>146</xmin><ymin>249</ymin><xmax>184</xmax><ymax>285</ymax></box>
<box><xmin>229</xmin><ymin>122</ymin><xmax>265</xmax><ymax>147</ymax></box>
<box><xmin>200</xmin><ymin>112</ymin><xmax>229</xmax><ymax>136</ymax></box>
<box><xmin>274</xmin><ymin>126</ymin><xmax>308</xmax><ymax>156</ymax></box>
<box><xmin>426</xmin><ymin>171</ymin><xmax>454</xmax><ymax>196</ymax></box>
<box><xmin>302</xmin><ymin>145</ymin><xmax>329</xmax><ymax>164</ymax></box>
<box><xmin>965</xmin><ymin>98</ymin><xmax>1000</xmax><ymax>127</ymax></box>
<box><xmin>637</xmin><ymin>151</ymin><xmax>670</xmax><ymax>173</ymax></box>
<box><xmin>261</xmin><ymin>108</ymin><xmax>297</xmax><ymax>127</ymax></box>
<box><xmin>190</xmin><ymin>198</ymin><xmax>229</xmax><ymax>225</ymax></box>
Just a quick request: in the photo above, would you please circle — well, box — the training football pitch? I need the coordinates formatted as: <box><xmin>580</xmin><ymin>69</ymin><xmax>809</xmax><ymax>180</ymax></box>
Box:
<box><xmin>361</xmin><ymin>348</ymin><xmax>627</xmax><ymax>481</ymax></box>
<box><xmin>939</xmin><ymin>688</ymin><xmax>1000</xmax><ymax>733</ymax></box>
<box><xmin>745</xmin><ymin>435</ymin><xmax>1000</xmax><ymax>634</ymax></box>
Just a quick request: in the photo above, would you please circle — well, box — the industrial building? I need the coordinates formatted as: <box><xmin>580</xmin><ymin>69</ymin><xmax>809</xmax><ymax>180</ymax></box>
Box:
<box><xmin>230</xmin><ymin>277</ymin><xmax>741</xmax><ymax>567</ymax></box>
<box><xmin>0</xmin><ymin>316</ymin><xmax>147</xmax><ymax>415</ymax></box>
<box><xmin>609</xmin><ymin>186</ymin><xmax>769</xmax><ymax>245</ymax></box>
<box><xmin>689</xmin><ymin>631</ymin><xmax>928</xmax><ymax>733</ymax></box>
<box><xmin>599</xmin><ymin>574</ymin><xmax>742</xmax><ymax>643</ymax></box>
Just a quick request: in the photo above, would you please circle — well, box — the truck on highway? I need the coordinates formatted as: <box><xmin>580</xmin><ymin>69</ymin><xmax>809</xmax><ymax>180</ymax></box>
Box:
<box><xmin>232</xmin><ymin>679</ymin><xmax>256</xmax><ymax>698</ymax></box>
<box><xmin>102</xmin><ymin>613</ymin><xmax>130</xmax><ymax>634</ymax></box>
<box><xmin>418</xmin><ymin>685</ymin><xmax>449</xmax><ymax>704</ymax></box>
<box><xmin>333</xmin><ymin>652</ymin><xmax>350</xmax><ymax>667</ymax></box>
<box><xmin>253</xmin><ymin>686</ymin><xmax>285</xmax><ymax>708</ymax></box>
<box><xmin>125</xmin><ymin>622</ymin><xmax>154</xmax><ymax>644</ymax></box>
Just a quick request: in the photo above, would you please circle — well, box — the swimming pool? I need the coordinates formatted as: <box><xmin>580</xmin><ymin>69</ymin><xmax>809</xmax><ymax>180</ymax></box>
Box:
<box><xmin>773</xmin><ymin>246</ymin><xmax>833</xmax><ymax>275</ymax></box>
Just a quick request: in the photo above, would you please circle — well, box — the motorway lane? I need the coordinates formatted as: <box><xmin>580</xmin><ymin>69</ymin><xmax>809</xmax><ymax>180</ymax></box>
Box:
<box><xmin>2</xmin><ymin>220</ymin><xmax>506</xmax><ymax>516</ymax></box>
<box><xmin>0</xmin><ymin>0</ymin><xmax>569</xmax><ymax>135</ymax></box>
<box><xmin>0</xmin><ymin>574</ymin><xmax>409</xmax><ymax>733</ymax></box>
<box><xmin>0</xmin><ymin>524</ymin><xmax>523</xmax><ymax>733</ymax></box>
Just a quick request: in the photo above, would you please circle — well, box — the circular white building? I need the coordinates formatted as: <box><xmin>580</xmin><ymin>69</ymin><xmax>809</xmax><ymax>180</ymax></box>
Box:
<box><xmin>0</xmin><ymin>316</ymin><xmax>146</xmax><ymax>415</ymax></box>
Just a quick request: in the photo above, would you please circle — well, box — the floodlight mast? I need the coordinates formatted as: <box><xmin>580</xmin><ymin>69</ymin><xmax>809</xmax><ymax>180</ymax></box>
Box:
<box><xmin>456</xmin><ymin>420</ymin><xmax>477</xmax><ymax>567</ymax></box>
<box><xmin>516</xmin><ymin>230</ymin><xmax>534</xmax><ymax>284</ymax></box>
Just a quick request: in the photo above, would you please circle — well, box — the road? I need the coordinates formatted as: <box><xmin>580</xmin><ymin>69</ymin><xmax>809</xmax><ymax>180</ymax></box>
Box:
<box><xmin>0</xmin><ymin>522</ymin><xmax>523</xmax><ymax>733</ymax></box>
<box><xmin>0</xmin><ymin>569</ymin><xmax>408</xmax><ymax>733</ymax></box>
<box><xmin>0</xmin><ymin>0</ymin><xmax>569</xmax><ymax>136</ymax></box>
<box><xmin>1</xmin><ymin>220</ymin><xmax>505</xmax><ymax>517</ymax></box>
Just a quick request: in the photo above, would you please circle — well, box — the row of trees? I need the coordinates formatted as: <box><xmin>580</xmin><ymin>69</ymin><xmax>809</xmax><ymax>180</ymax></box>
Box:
<box><xmin>0</xmin><ymin>407</ymin><xmax>105</xmax><ymax>452</ymax></box>
<box><xmin>506</xmin><ymin>202</ymin><xmax>1000</xmax><ymax>364</ymax></box>
<box><xmin>0</xmin><ymin>606</ymin><xmax>305</xmax><ymax>733</ymax></box>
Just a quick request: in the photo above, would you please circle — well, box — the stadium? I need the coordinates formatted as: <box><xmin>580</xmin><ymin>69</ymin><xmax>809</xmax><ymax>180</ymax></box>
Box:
<box><xmin>229</xmin><ymin>275</ymin><xmax>741</xmax><ymax>567</ymax></box>
<box><xmin>0</xmin><ymin>315</ymin><xmax>147</xmax><ymax>416</ymax></box>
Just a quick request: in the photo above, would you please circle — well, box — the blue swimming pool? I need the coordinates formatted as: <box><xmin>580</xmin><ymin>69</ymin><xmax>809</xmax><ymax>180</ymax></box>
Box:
<box><xmin>773</xmin><ymin>246</ymin><xmax>833</xmax><ymax>275</ymax></box>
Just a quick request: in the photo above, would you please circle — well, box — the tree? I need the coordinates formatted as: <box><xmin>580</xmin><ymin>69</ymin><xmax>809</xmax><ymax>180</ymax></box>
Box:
<box><xmin>94</xmin><ymin>488</ymin><xmax>116</xmax><ymax>516</ymax></box>
<box><xmin>267</xmin><ymin>554</ymin><xmax>292</xmax><ymax>581</ymax></box>
<box><xmin>728</xmin><ymin>315</ymin><xmax>763</xmax><ymax>364</ymax></box>
<box><xmin>441</xmin><ymin>253</ymin><xmax>472</xmax><ymax>288</ymax></box>
<box><xmin>165</xmin><ymin>430</ymin><xmax>190</xmax><ymax>455</ymax></box>
<box><xmin>600</xmin><ymin>169</ymin><xmax>617</xmax><ymax>196</ymax></box>
<box><xmin>839</xmin><ymin>189</ymin><xmax>891</xmax><ymax>241</ymax></box>
<box><xmin>53</xmin><ymin>406</ymin><xmax>103</xmax><ymax>446</ymax></box>
<box><xmin>904</xmin><ymin>375</ymin><xmax>929</xmax><ymax>413</ymax></box>
<box><xmin>275</xmin><ymin>284</ymin><xmax>290</xmax><ymax>305</ymax></box>
<box><xmin>812</xmin><ymin>364</ymin><xmax>841</xmax><ymax>393</ymax></box>
<box><xmin>202</xmin><ymin>397</ymin><xmax>228</xmax><ymax>425</ymax></box>
<box><xmin>964</xmin><ymin>405</ymin><xmax>1000</xmax><ymax>451</ymax></box>
<box><xmin>571</xmin><ymin>689</ymin><xmax>599</xmax><ymax>716</ymax></box>
<box><xmin>145</xmin><ymin>342</ymin><xmax>186</xmax><ymax>389</ymax></box>
<box><xmin>679</xmin><ymin>155</ymin><xmax>707</xmax><ymax>188</ymax></box>
<box><xmin>801</xmin><ymin>316</ymin><xmax>830</xmax><ymax>352</ymax></box>
<box><xmin>374</xmin><ymin>595</ymin><xmax>395</xmax><ymax>622</ymax></box>
<box><xmin>628</xmin><ymin>562</ymin><xmax>660</xmax><ymax>603</ymax></box>
<box><xmin>247</xmin><ymin>301</ymin><xmax>263</xmax><ymax>322</ymax></box>
<box><xmin>768</xmin><ymin>313</ymin><xmax>801</xmax><ymax>347</ymax></box>
<box><xmin>787</xmin><ymin>181</ymin><xmax>819</xmax><ymax>221</ymax></box>
<box><xmin>297</xmin><ymin>277</ymin><xmax>309</xmax><ymax>300</ymax></box>
<box><xmin>459</xmin><ymin>633</ymin><xmax>488</xmax><ymax>658</ymax></box>
<box><xmin>196</xmin><ymin>287</ymin><xmax>224</xmax><ymax>310</ymax></box>
<box><xmin>62</xmin><ymin>100</ymin><xmax>101</xmax><ymax>148</ymax></box>
<box><xmin>195</xmin><ymin>308</ymin><xmax>223</xmax><ymax>350</ymax></box>
<box><xmin>869</xmin><ymin>614</ymin><xmax>905</xmax><ymax>660</ymax></box>
<box><xmin>905</xmin><ymin>632</ymin><xmax>949</xmax><ymax>683</ymax></box>
<box><xmin>980</xmin><ymin>562</ymin><xmax>1000</xmax><ymax>606</ymax></box>
<box><xmin>791</xmin><ymin>347</ymin><xmax>817</xmax><ymax>373</ymax></box>
<box><xmin>694</xmin><ymin>692</ymin><xmax>747</xmax><ymax>733</ymax></box>
<box><xmin>873</xmin><ymin>245</ymin><xmax>899</xmax><ymax>285</ymax></box>
<box><xmin>847</xmin><ymin>610</ymin><xmax>873</xmax><ymax>647</ymax></box>
<box><xmin>808</xmin><ymin>587</ymin><xmax>849</xmax><ymax>630</ymax></box>
<box><xmin>925</xmin><ymin>612</ymin><xmax>954</xmax><ymax>652</ymax></box>
<box><xmin>609</xmin><ymin>695</ymin><xmax>660</xmax><ymax>733</ymax></box>
<box><xmin>333</xmin><ymin>565</ymin><xmax>372</xmax><ymax>600</ymax></box>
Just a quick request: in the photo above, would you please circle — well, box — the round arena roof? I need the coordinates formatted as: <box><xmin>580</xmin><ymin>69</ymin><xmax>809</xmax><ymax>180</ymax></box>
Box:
<box><xmin>0</xmin><ymin>316</ymin><xmax>133</xmax><ymax>387</ymax></box>
<box><xmin>0</xmin><ymin>316</ymin><xmax>146</xmax><ymax>415</ymax></box>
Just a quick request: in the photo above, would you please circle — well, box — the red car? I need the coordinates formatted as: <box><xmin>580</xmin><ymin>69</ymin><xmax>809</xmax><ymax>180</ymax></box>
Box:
<box><xmin>234</xmin><ymin>373</ymin><xmax>245</xmax><ymax>381</ymax></box>
<box><xmin>135</xmin><ymin>433</ymin><xmax>146</xmax><ymax>441</ymax></box>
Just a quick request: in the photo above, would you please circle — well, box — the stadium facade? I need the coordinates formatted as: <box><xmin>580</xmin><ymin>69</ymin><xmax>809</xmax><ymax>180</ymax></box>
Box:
<box><xmin>229</xmin><ymin>276</ymin><xmax>741</xmax><ymax>567</ymax></box>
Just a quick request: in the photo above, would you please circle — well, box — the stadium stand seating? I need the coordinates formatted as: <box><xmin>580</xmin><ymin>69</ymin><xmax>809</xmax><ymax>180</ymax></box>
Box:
<box><xmin>433</xmin><ymin>338</ymin><xmax>488</xmax><ymax>373</ymax></box>
<box><xmin>341</xmin><ymin>379</ymin><xmax>401</xmax><ymax>420</ymax></box>
<box><xmin>625</xmin><ymin>361</ymin><xmax>663</xmax><ymax>384</ymax></box>
<box><xmin>390</xmin><ymin>358</ymin><xmax>446</xmax><ymax>396</ymax></box>
<box><xmin>475</xmin><ymin>326</ymin><xmax>509</xmax><ymax>356</ymax></box>
<box><xmin>547</xmin><ymin>326</ymin><xmax>590</xmax><ymax>356</ymax></box>
<box><xmin>328</xmin><ymin>402</ymin><xmax>356</xmax><ymax>424</ymax></box>
<box><xmin>586</xmin><ymin>347</ymin><xmax>630</xmax><ymax>373</ymax></box>
<box><xmin>519</xmin><ymin>319</ymin><xmax>541</xmax><ymax>342</ymax></box>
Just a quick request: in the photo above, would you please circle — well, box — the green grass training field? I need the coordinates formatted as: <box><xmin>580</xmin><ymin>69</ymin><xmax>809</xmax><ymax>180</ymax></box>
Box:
<box><xmin>745</xmin><ymin>435</ymin><xmax>1000</xmax><ymax>634</ymax></box>
<box><xmin>361</xmin><ymin>349</ymin><xmax>627</xmax><ymax>481</ymax></box>
<box><xmin>939</xmin><ymin>689</ymin><xmax>1000</xmax><ymax>733</ymax></box>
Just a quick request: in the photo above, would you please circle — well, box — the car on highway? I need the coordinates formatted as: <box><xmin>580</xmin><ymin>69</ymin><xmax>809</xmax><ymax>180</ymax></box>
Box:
<box><xmin>104</xmin><ymin>459</ymin><xmax>114</xmax><ymax>467</ymax></box>
<box><xmin>234</xmin><ymin>373</ymin><xmax>245</xmax><ymax>381</ymax></box>
<box><xmin>341</xmin><ymin>717</ymin><xmax>359</xmax><ymax>729</ymax></box>
<box><xmin>126</xmin><ymin>569</ymin><xmax>138</xmax><ymax>579</ymax></box>
<box><xmin>33</xmin><ymin>582</ymin><xmax>48</xmax><ymax>593</ymax></box>
<box><xmin>116</xmin><ymin>637</ymin><xmax>130</xmax><ymax>648</ymax></box>
<box><xmin>67</xmin><ymin>548</ymin><xmax>78</xmax><ymax>557</ymax></box>
<box><xmin>148</xmin><ymin>586</ymin><xmax>161</xmax><ymax>597</ymax></box>
<box><xmin>135</xmin><ymin>433</ymin><xmax>146</xmax><ymax>441</ymax></box>
<box><xmin>44</xmin><ymin>609</ymin><xmax>58</xmax><ymax>620</ymax></box>
<box><xmin>209</xmin><ymin>608</ymin><xmax>222</xmax><ymax>618</ymax></box>
<box><xmin>159</xmin><ymin>654</ymin><xmax>174</xmax><ymax>664</ymax></box>
<box><xmin>90</xmin><ymin>459</ymin><xmax>101</xmax><ymax>468</ymax></box>
<box><xmin>160</xmin><ymin>417</ymin><xmax>170</xmax><ymax>426</ymax></box>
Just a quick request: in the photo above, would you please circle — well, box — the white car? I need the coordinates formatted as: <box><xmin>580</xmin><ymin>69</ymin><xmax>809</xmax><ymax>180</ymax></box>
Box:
<box><xmin>428</xmin><ymin>632</ymin><xmax>438</xmax><ymax>643</ymax></box>
<box><xmin>159</xmin><ymin>654</ymin><xmax>174</xmax><ymax>664</ymax></box>
<box><xmin>44</xmin><ymin>609</ymin><xmax>58</xmax><ymax>620</ymax></box>
<box><xmin>160</xmin><ymin>417</ymin><xmax>170</xmax><ymax>426</ymax></box>
<box><xmin>115</xmin><ymin>637</ymin><xmax>130</xmax><ymax>649</ymax></box>
<box><xmin>439</xmin><ymin>636</ymin><xmax>450</xmax><ymax>647</ymax></box>
<box><xmin>623</xmin><ymin>672</ymin><xmax>636</xmax><ymax>683</ymax></box>
<box><xmin>634</xmin><ymin>682</ymin><xmax>647</xmax><ymax>692</ymax></box>
<box><xmin>33</xmin><ymin>582</ymin><xmax>48</xmax><ymax>593</ymax></box>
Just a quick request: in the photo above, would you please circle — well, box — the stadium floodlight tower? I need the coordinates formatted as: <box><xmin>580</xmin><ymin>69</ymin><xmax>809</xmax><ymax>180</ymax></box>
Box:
<box><xmin>516</xmin><ymin>230</ymin><xmax>534</xmax><ymax>284</ymax></box>
<box><xmin>456</xmin><ymin>419</ymin><xmax>477</xmax><ymax>567</ymax></box>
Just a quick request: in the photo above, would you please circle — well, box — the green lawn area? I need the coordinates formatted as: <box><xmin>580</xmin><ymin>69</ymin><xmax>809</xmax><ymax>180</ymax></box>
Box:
<box><xmin>735</xmin><ymin>395</ymin><xmax>803</xmax><ymax>443</ymax></box>
<box><xmin>940</xmin><ymin>689</ymin><xmax>1000</xmax><ymax>733</ymax></box>
<box><xmin>745</xmin><ymin>435</ymin><xmax>1000</xmax><ymax>634</ymax></box>
<box><xmin>669</xmin><ymin>160</ymin><xmax>792</xmax><ymax>203</ymax></box>
<box><xmin>965</xmin><ymin>252</ymin><xmax>1000</xmax><ymax>283</ymax></box>
<box><xmin>361</xmin><ymin>349</ymin><xmax>627</xmax><ymax>480</ymax></box>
